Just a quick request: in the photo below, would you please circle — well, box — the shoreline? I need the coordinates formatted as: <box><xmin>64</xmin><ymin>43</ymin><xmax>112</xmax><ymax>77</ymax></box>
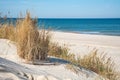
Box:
<box><xmin>51</xmin><ymin>30</ymin><xmax>120</xmax><ymax>37</ymax></box>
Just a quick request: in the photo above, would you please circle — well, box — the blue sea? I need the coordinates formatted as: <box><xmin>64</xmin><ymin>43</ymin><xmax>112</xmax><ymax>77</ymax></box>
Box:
<box><xmin>1</xmin><ymin>18</ymin><xmax>120</xmax><ymax>36</ymax></box>
<box><xmin>38</xmin><ymin>18</ymin><xmax>120</xmax><ymax>36</ymax></box>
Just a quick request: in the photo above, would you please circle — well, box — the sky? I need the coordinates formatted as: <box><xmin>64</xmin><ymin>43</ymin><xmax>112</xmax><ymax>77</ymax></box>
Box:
<box><xmin>0</xmin><ymin>0</ymin><xmax>120</xmax><ymax>18</ymax></box>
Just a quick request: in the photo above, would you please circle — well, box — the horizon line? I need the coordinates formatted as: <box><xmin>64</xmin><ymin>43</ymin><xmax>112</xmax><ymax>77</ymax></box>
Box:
<box><xmin>3</xmin><ymin>17</ymin><xmax>120</xmax><ymax>19</ymax></box>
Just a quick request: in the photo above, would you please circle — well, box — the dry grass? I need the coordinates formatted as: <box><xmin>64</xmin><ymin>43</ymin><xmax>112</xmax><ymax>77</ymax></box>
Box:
<box><xmin>76</xmin><ymin>50</ymin><xmax>120</xmax><ymax>80</ymax></box>
<box><xmin>0</xmin><ymin>24</ymin><xmax>15</xmax><ymax>41</ymax></box>
<box><xmin>65</xmin><ymin>50</ymin><xmax>120</xmax><ymax>80</ymax></box>
<box><xmin>48</xmin><ymin>43</ymin><xmax>68</xmax><ymax>58</ymax></box>
<box><xmin>0</xmin><ymin>12</ymin><xmax>51</xmax><ymax>62</ymax></box>
<box><xmin>16</xmin><ymin>12</ymin><xmax>51</xmax><ymax>61</ymax></box>
<box><xmin>48</xmin><ymin>43</ymin><xmax>76</xmax><ymax>63</ymax></box>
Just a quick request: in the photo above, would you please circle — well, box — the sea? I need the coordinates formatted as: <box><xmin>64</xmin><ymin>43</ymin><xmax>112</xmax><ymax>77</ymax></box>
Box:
<box><xmin>1</xmin><ymin>18</ymin><xmax>120</xmax><ymax>36</ymax></box>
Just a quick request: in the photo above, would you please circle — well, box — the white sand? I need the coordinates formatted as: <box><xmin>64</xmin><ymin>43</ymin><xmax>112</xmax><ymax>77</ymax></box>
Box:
<box><xmin>0</xmin><ymin>31</ymin><xmax>120</xmax><ymax>80</ymax></box>
<box><xmin>0</xmin><ymin>39</ymin><xmax>103</xmax><ymax>80</ymax></box>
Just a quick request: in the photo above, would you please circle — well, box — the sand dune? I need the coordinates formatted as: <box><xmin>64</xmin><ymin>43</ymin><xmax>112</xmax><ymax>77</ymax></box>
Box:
<box><xmin>0</xmin><ymin>39</ymin><xmax>104</xmax><ymax>80</ymax></box>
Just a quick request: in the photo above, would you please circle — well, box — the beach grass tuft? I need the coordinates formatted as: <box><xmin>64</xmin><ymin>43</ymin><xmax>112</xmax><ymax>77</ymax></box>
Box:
<box><xmin>16</xmin><ymin>12</ymin><xmax>51</xmax><ymax>61</ymax></box>
<box><xmin>76</xmin><ymin>50</ymin><xmax>120</xmax><ymax>80</ymax></box>
<box><xmin>48</xmin><ymin>43</ymin><xmax>69</xmax><ymax>58</ymax></box>
<box><xmin>0</xmin><ymin>12</ymin><xmax>51</xmax><ymax>62</ymax></box>
<box><xmin>65</xmin><ymin>50</ymin><xmax>120</xmax><ymax>80</ymax></box>
<box><xmin>0</xmin><ymin>24</ymin><xmax>15</xmax><ymax>41</ymax></box>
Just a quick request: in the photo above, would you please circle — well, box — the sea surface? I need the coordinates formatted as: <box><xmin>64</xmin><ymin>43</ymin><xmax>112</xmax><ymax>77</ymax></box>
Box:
<box><xmin>1</xmin><ymin>18</ymin><xmax>120</xmax><ymax>36</ymax></box>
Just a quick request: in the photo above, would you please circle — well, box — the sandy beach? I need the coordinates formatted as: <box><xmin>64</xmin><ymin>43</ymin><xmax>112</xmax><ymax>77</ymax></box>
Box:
<box><xmin>0</xmin><ymin>31</ymin><xmax>120</xmax><ymax>80</ymax></box>
<box><xmin>52</xmin><ymin>31</ymin><xmax>120</xmax><ymax>70</ymax></box>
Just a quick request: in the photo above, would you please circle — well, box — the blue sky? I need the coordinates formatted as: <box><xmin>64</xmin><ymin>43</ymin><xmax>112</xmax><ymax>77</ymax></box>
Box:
<box><xmin>0</xmin><ymin>0</ymin><xmax>120</xmax><ymax>18</ymax></box>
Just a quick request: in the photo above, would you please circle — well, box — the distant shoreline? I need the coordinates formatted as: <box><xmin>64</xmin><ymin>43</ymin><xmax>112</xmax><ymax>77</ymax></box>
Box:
<box><xmin>50</xmin><ymin>30</ymin><xmax>120</xmax><ymax>37</ymax></box>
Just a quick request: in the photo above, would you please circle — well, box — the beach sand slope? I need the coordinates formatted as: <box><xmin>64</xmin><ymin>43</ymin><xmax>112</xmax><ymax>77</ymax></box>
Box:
<box><xmin>0</xmin><ymin>39</ymin><xmax>104</xmax><ymax>80</ymax></box>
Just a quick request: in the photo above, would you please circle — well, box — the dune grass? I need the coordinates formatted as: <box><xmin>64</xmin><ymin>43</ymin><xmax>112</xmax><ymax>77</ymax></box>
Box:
<box><xmin>48</xmin><ymin>43</ymin><xmax>68</xmax><ymax>58</ymax></box>
<box><xmin>16</xmin><ymin>13</ymin><xmax>51</xmax><ymax>61</ymax></box>
<box><xmin>0</xmin><ymin>24</ymin><xmax>15</xmax><ymax>41</ymax></box>
<box><xmin>48</xmin><ymin>43</ymin><xmax>76</xmax><ymax>64</ymax></box>
<box><xmin>75</xmin><ymin>50</ymin><xmax>120</xmax><ymax>80</ymax></box>
<box><xmin>0</xmin><ymin>12</ymin><xmax>51</xmax><ymax>62</ymax></box>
